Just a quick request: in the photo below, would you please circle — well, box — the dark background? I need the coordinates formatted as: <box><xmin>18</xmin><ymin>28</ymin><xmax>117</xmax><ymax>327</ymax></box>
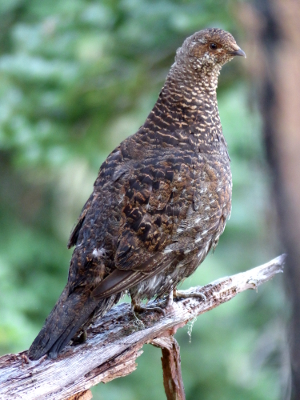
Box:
<box><xmin>0</xmin><ymin>1</ymin><xmax>287</xmax><ymax>399</ymax></box>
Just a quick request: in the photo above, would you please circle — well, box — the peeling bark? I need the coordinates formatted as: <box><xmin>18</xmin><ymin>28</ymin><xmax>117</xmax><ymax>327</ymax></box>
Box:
<box><xmin>151</xmin><ymin>337</ymin><xmax>185</xmax><ymax>400</ymax></box>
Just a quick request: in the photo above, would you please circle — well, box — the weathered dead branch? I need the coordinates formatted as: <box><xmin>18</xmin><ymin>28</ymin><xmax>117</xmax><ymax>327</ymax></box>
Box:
<box><xmin>0</xmin><ymin>255</ymin><xmax>285</xmax><ymax>400</ymax></box>
<box><xmin>151</xmin><ymin>336</ymin><xmax>185</xmax><ymax>400</ymax></box>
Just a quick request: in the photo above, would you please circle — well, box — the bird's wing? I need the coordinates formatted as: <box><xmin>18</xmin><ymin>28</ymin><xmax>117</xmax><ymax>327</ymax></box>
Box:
<box><xmin>68</xmin><ymin>192</ymin><xmax>94</xmax><ymax>249</ymax></box>
<box><xmin>92</xmin><ymin>149</ymin><xmax>197</xmax><ymax>299</ymax></box>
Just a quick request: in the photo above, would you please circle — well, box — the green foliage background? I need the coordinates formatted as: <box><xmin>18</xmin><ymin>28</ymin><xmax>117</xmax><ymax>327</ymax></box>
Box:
<box><xmin>0</xmin><ymin>1</ymin><xmax>285</xmax><ymax>399</ymax></box>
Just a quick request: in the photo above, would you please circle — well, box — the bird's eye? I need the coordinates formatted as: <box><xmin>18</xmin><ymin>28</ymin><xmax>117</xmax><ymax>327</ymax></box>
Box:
<box><xmin>209</xmin><ymin>42</ymin><xmax>218</xmax><ymax>50</ymax></box>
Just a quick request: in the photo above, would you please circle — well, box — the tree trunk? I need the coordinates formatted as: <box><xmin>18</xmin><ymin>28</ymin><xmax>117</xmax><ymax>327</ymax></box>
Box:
<box><xmin>243</xmin><ymin>1</ymin><xmax>300</xmax><ymax>397</ymax></box>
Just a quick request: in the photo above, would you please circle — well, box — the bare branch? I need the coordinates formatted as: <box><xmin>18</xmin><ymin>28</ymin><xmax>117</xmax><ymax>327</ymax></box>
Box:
<box><xmin>0</xmin><ymin>255</ymin><xmax>285</xmax><ymax>400</ymax></box>
<box><xmin>151</xmin><ymin>337</ymin><xmax>185</xmax><ymax>400</ymax></box>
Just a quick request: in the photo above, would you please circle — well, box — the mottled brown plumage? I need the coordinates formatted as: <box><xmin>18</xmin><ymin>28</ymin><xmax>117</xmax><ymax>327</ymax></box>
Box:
<box><xmin>28</xmin><ymin>28</ymin><xmax>245</xmax><ymax>360</ymax></box>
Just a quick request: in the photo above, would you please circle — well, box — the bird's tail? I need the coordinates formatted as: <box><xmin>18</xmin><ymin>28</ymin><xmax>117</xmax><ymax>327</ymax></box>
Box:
<box><xmin>28</xmin><ymin>286</ymin><xmax>119</xmax><ymax>360</ymax></box>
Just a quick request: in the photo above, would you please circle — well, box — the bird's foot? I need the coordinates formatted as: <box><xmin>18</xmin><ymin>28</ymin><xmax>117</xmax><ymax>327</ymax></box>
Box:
<box><xmin>131</xmin><ymin>307</ymin><xmax>145</xmax><ymax>329</ymax></box>
<box><xmin>133</xmin><ymin>302</ymin><xmax>166</xmax><ymax>316</ymax></box>
<box><xmin>173</xmin><ymin>289</ymin><xmax>207</xmax><ymax>302</ymax></box>
<box><xmin>166</xmin><ymin>289</ymin><xmax>174</xmax><ymax>308</ymax></box>
<box><xmin>131</xmin><ymin>299</ymin><xmax>165</xmax><ymax>328</ymax></box>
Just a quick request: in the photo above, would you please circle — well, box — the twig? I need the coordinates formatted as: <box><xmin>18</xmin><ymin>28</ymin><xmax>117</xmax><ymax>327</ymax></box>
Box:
<box><xmin>0</xmin><ymin>255</ymin><xmax>285</xmax><ymax>400</ymax></box>
<box><xmin>151</xmin><ymin>336</ymin><xmax>185</xmax><ymax>400</ymax></box>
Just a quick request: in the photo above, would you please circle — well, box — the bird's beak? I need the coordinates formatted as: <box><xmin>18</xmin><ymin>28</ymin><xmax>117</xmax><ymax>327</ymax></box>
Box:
<box><xmin>228</xmin><ymin>45</ymin><xmax>246</xmax><ymax>58</ymax></box>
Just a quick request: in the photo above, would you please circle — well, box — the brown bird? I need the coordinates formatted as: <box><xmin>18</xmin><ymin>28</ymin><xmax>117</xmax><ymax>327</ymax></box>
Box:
<box><xmin>28</xmin><ymin>28</ymin><xmax>245</xmax><ymax>360</ymax></box>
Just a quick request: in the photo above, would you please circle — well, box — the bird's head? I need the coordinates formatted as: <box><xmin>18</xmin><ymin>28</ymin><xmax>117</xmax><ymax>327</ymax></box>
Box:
<box><xmin>176</xmin><ymin>28</ymin><xmax>246</xmax><ymax>72</ymax></box>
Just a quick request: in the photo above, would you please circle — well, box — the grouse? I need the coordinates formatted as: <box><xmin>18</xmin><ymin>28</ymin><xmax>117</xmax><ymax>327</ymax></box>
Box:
<box><xmin>28</xmin><ymin>28</ymin><xmax>246</xmax><ymax>360</ymax></box>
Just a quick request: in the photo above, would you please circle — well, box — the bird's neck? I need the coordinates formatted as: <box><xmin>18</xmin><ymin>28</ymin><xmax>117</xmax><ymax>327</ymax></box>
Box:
<box><xmin>144</xmin><ymin>62</ymin><xmax>222</xmax><ymax>132</ymax></box>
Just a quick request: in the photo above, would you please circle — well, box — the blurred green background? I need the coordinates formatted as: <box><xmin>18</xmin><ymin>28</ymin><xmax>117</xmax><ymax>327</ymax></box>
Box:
<box><xmin>0</xmin><ymin>0</ymin><xmax>286</xmax><ymax>399</ymax></box>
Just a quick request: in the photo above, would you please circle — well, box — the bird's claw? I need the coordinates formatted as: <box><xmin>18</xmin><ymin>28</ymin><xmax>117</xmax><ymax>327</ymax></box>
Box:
<box><xmin>134</xmin><ymin>303</ymin><xmax>166</xmax><ymax>316</ymax></box>
<box><xmin>131</xmin><ymin>301</ymin><xmax>166</xmax><ymax>328</ymax></box>
<box><xmin>132</xmin><ymin>310</ymin><xmax>145</xmax><ymax>329</ymax></box>
<box><xmin>174</xmin><ymin>289</ymin><xmax>207</xmax><ymax>302</ymax></box>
